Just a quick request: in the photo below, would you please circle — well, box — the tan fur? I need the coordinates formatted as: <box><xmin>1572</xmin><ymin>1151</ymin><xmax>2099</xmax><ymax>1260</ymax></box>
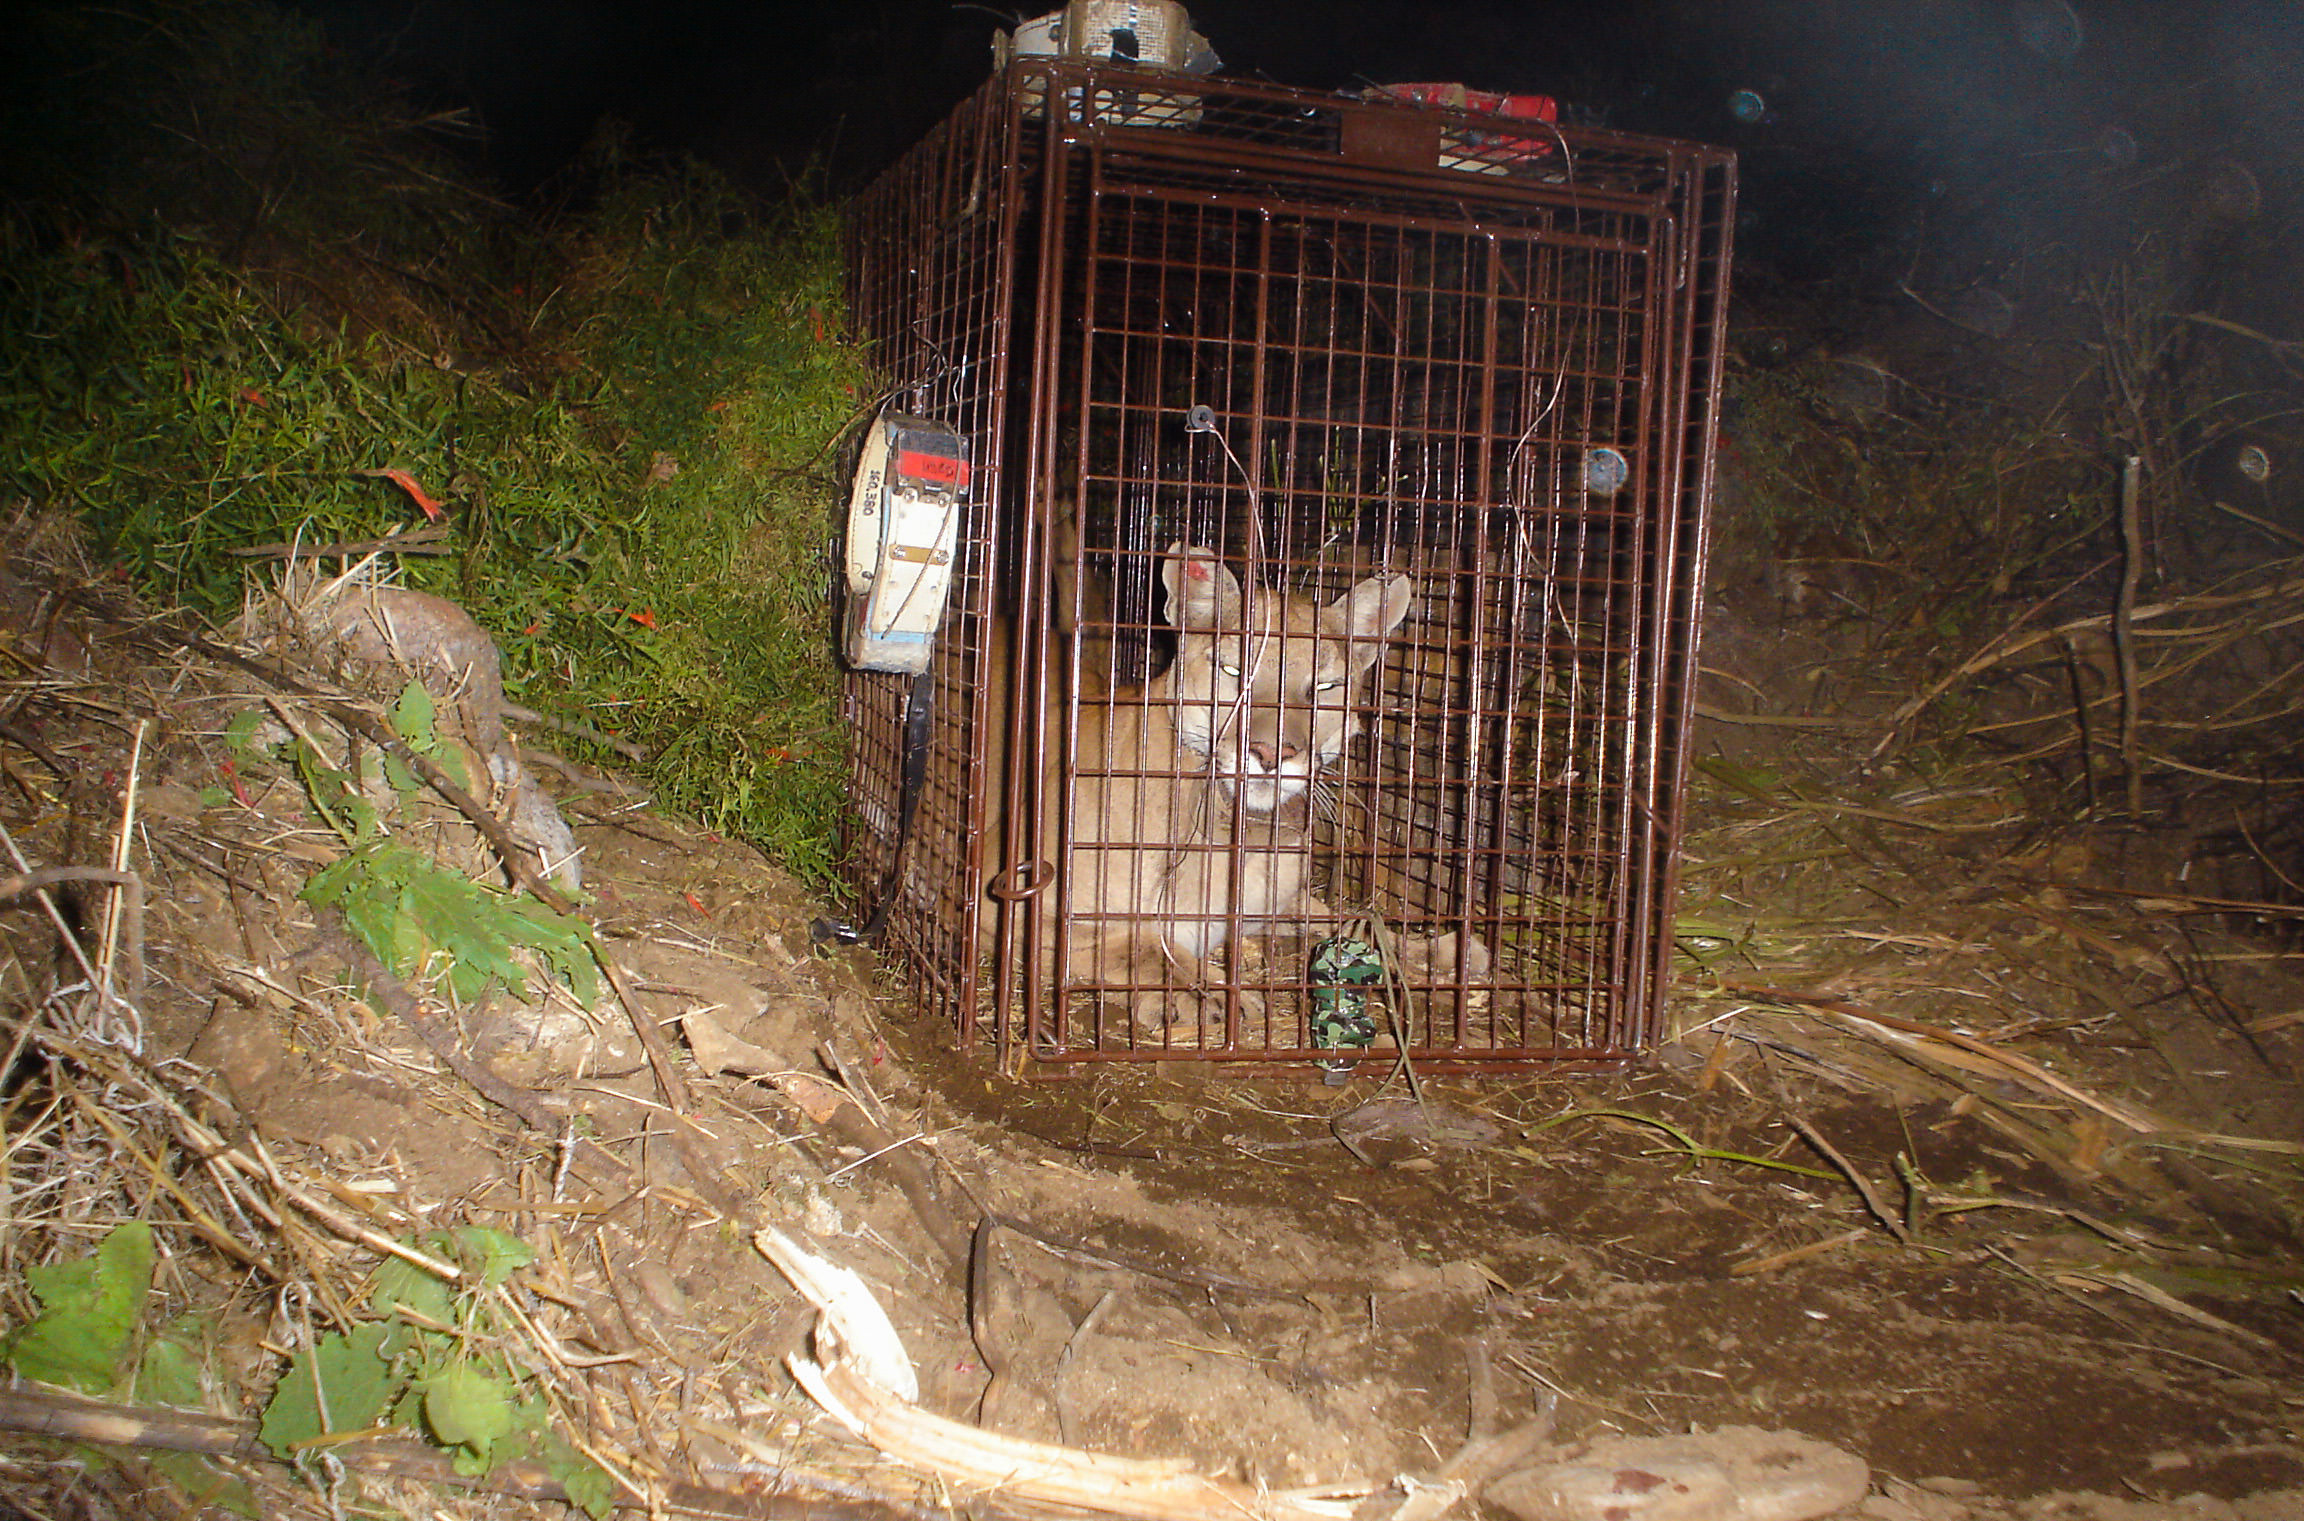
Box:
<box><xmin>990</xmin><ymin>543</ymin><xmax>1413</xmax><ymax>1027</ymax></box>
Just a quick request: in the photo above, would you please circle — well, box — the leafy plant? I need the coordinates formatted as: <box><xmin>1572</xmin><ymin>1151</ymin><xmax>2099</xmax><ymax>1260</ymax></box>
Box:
<box><xmin>257</xmin><ymin>1227</ymin><xmax>612</xmax><ymax>1515</ymax></box>
<box><xmin>278</xmin><ymin>694</ymin><xmax>601</xmax><ymax>1006</ymax></box>
<box><xmin>2</xmin><ymin>1221</ymin><xmax>156</xmax><ymax>1393</ymax></box>
<box><xmin>300</xmin><ymin>841</ymin><xmax>601</xmax><ymax>1005</ymax></box>
<box><xmin>2</xmin><ymin>1226</ymin><xmax>259</xmax><ymax>1512</ymax></box>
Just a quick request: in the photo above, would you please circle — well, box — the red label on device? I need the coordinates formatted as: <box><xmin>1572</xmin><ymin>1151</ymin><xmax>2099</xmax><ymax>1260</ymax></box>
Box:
<box><xmin>898</xmin><ymin>450</ymin><xmax>969</xmax><ymax>486</ymax></box>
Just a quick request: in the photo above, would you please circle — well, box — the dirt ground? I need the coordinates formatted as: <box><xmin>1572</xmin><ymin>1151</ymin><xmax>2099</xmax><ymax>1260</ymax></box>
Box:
<box><xmin>2</xmin><ymin>530</ymin><xmax>2302</xmax><ymax>1521</ymax></box>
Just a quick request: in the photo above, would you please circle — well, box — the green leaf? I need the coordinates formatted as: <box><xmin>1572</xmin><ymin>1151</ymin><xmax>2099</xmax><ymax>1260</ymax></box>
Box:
<box><xmin>4</xmin><ymin>1222</ymin><xmax>156</xmax><ymax>1393</ymax></box>
<box><xmin>370</xmin><ymin>1257</ymin><xmax>456</xmax><ymax>1327</ymax></box>
<box><xmin>389</xmin><ymin>1322</ymin><xmax>455</xmax><ymax>1369</ymax></box>
<box><xmin>446</xmin><ymin>1227</ymin><xmax>533</xmax><ymax>1290</ymax></box>
<box><xmin>223</xmin><ymin>707</ymin><xmax>268</xmax><ymax>758</ymax></box>
<box><xmin>389</xmin><ymin>680</ymin><xmax>439</xmax><ymax>752</ymax></box>
<box><xmin>381</xmin><ymin>748</ymin><xmax>420</xmax><ymax>799</ymax></box>
<box><xmin>385</xmin><ymin>681</ymin><xmax>469</xmax><ymax>790</ymax></box>
<box><xmin>149</xmin><ymin>1448</ymin><xmax>259</xmax><ymax>1517</ymax></box>
<box><xmin>343</xmin><ymin>878</ymin><xmax>423</xmax><ymax>979</ymax></box>
<box><xmin>288</xmin><ymin>738</ymin><xmax>356</xmax><ymax>842</ymax></box>
<box><xmin>546</xmin><ymin>1432</ymin><xmax>616</xmax><ymax>1519</ymax></box>
<box><xmin>306</xmin><ymin>840</ymin><xmax>597</xmax><ymax>1006</ymax></box>
<box><xmin>259</xmin><ymin>1322</ymin><xmax>397</xmax><ymax>1457</ymax></box>
<box><xmin>420</xmin><ymin>1362</ymin><xmax>513</xmax><ymax>1464</ymax></box>
<box><xmin>504</xmin><ymin>897</ymin><xmax>602</xmax><ymax>1005</ymax></box>
<box><xmin>134</xmin><ymin>1327</ymin><xmax>206</xmax><ymax>1409</ymax></box>
<box><xmin>1691</xmin><ymin>755</ymin><xmax>1784</xmax><ymax>799</ymax></box>
<box><xmin>299</xmin><ymin>854</ymin><xmax>360</xmax><ymax>914</ymax></box>
<box><xmin>405</xmin><ymin>868</ymin><xmax>532</xmax><ymax>1000</ymax></box>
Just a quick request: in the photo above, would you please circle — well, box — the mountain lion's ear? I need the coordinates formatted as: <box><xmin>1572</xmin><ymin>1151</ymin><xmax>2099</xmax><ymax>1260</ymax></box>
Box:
<box><xmin>1325</xmin><ymin>571</ymin><xmax>1414</xmax><ymax>644</ymax></box>
<box><xmin>1161</xmin><ymin>543</ymin><xmax>1245</xmax><ymax>630</ymax></box>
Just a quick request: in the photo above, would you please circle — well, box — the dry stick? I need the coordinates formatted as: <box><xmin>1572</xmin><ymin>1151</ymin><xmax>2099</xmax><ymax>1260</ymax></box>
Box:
<box><xmin>99</xmin><ymin>717</ymin><xmax>149</xmax><ymax>1018</ymax></box>
<box><xmin>2080</xmin><ymin>1269</ymin><xmax>2284</xmax><ymax>1352</ymax></box>
<box><xmin>2212</xmin><ymin>497</ymin><xmax>2304</xmax><ymax>552</ymax></box>
<box><xmin>969</xmin><ymin>1215</ymin><xmax>1014</xmax><ymax>1429</ymax></box>
<box><xmin>228</xmin><ymin>525</ymin><xmax>457</xmax><ymax>559</ymax></box>
<box><xmin>0</xmin><ymin>1387</ymin><xmax>926</xmax><ymax>1521</ymax></box>
<box><xmin>13</xmin><ymin>1013</ymin><xmax>453</xmax><ymax>1285</ymax></box>
<box><xmin>60</xmin><ymin>1087</ymin><xmax>286</xmax><ymax>1280</ymax></box>
<box><xmin>1980</xmin><ymin>604</ymin><xmax>2304</xmax><ymax>755</ymax></box>
<box><xmin>1978</xmin><ymin>1242</ymin><xmax>2151</xmax><ymax>1338</ymax></box>
<box><xmin>2013</xmin><ymin>875</ymin><xmax>2304</xmax><ymax>920</ymax></box>
<box><xmin>1731</xmin><ymin>1228</ymin><xmax>1870</xmax><ymax>1277</ymax></box>
<box><xmin>0</xmin><ymin>867</ymin><xmax>147</xmax><ymax>1013</ymax></box>
<box><xmin>1867</xmin><ymin>566</ymin><xmax>2304</xmax><ymax>762</ymax></box>
<box><xmin>0</xmin><ymin>826</ymin><xmax>67</xmax><ymax>1084</ymax></box>
<box><xmin>2058</xmin><ymin>632</ymin><xmax>2099</xmax><ymax>818</ymax></box>
<box><xmin>311</xmin><ymin>921</ymin><xmax>564</xmax><ymax>1136</ymax></box>
<box><xmin>1745</xmin><ymin>1015</ymin><xmax>2195</xmax><ymax>1210</ymax></box>
<box><xmin>1690</xmin><ymin>704</ymin><xmax>1871</xmax><ymax>729</ymax></box>
<box><xmin>600</xmin><ymin>951</ymin><xmax>693</xmax><ymax>1117</ymax></box>
<box><xmin>1786</xmin><ymin>1115</ymin><xmax>1911</xmax><ymax>1245</ymax></box>
<box><xmin>1387</xmin><ymin>1390</ymin><xmax>1560</xmax><ymax>1521</ymax></box>
<box><xmin>681</xmin><ymin>1421</ymin><xmax>958</xmax><ymax>1521</ymax></box>
<box><xmin>774</xmin><ymin>1050</ymin><xmax>970</xmax><ymax>1270</ymax></box>
<box><xmin>1721</xmin><ymin>980</ymin><xmax>2171</xmax><ymax>1136</ymax></box>
<box><xmin>820</xmin><ymin>1037</ymin><xmax>894</xmax><ymax>1133</ymax></box>
<box><xmin>1465</xmin><ymin>1330</ymin><xmax>1501</xmax><ymax>1445</ymax></box>
<box><xmin>770</xmin><ymin>1067</ymin><xmax>976</xmax><ymax>1287</ymax></box>
<box><xmin>1052</xmin><ymin>1289</ymin><xmax>1117</xmax><ymax>1448</ymax></box>
<box><xmin>2227</xmin><ymin>786</ymin><xmax>2304</xmax><ymax>869</ymax></box>
<box><xmin>984</xmin><ymin>1208</ymin><xmax>1333</xmax><ymax>1300</ymax></box>
<box><xmin>1865</xmin><ymin>555</ymin><xmax>2116</xmax><ymax>760</ymax></box>
<box><xmin>2114</xmin><ymin>454</ymin><xmax>2145</xmax><ymax>818</ymax></box>
<box><xmin>500</xmin><ymin>699</ymin><xmax>650</xmax><ymax>762</ymax></box>
<box><xmin>844</xmin><ymin>1124</ymin><xmax>969</xmax><ymax>1271</ymax></box>
<box><xmin>2167</xmin><ymin>918</ymin><xmax>2279</xmax><ymax>1073</ymax></box>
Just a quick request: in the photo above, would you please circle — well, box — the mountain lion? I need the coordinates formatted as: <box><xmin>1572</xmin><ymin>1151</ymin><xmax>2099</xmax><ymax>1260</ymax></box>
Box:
<box><xmin>995</xmin><ymin>542</ymin><xmax>1414</xmax><ymax>1029</ymax></box>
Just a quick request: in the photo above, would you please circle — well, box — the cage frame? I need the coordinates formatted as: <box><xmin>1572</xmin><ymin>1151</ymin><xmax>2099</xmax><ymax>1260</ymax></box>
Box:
<box><xmin>842</xmin><ymin>60</ymin><xmax>1735</xmax><ymax>1073</ymax></box>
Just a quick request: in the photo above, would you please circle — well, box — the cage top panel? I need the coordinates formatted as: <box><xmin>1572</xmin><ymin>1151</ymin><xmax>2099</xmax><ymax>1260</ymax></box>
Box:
<box><xmin>972</xmin><ymin>60</ymin><xmax>1732</xmax><ymax>220</ymax></box>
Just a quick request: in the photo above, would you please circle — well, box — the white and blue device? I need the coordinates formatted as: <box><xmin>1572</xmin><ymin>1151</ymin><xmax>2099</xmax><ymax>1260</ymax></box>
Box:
<box><xmin>841</xmin><ymin>414</ymin><xmax>968</xmax><ymax>674</ymax></box>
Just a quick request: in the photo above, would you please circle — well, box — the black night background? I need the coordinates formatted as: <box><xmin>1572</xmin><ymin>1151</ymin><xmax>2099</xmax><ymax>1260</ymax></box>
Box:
<box><xmin>279</xmin><ymin>0</ymin><xmax>2304</xmax><ymax>309</ymax></box>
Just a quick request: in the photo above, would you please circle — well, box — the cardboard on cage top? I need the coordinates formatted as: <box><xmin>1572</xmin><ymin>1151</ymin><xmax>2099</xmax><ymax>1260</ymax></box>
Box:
<box><xmin>993</xmin><ymin>0</ymin><xmax>1220</xmax><ymax>76</ymax></box>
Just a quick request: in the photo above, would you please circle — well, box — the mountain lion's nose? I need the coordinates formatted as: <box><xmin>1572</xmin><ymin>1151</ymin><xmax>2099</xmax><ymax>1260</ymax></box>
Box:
<box><xmin>1246</xmin><ymin>740</ymin><xmax>1298</xmax><ymax>771</ymax></box>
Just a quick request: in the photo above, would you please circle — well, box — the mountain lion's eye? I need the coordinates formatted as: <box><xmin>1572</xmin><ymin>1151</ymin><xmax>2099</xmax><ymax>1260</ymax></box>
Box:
<box><xmin>1313</xmin><ymin>679</ymin><xmax>1343</xmax><ymax>693</ymax></box>
<box><xmin>1219</xmin><ymin>662</ymin><xmax>1242</xmax><ymax>678</ymax></box>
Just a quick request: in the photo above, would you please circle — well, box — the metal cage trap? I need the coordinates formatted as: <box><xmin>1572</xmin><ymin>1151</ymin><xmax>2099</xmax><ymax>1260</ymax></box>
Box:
<box><xmin>839</xmin><ymin>60</ymin><xmax>1735</xmax><ymax>1073</ymax></box>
